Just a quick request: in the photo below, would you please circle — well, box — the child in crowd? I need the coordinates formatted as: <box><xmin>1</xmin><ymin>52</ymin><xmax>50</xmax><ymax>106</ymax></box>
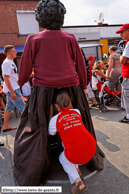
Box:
<box><xmin>48</xmin><ymin>92</ymin><xmax>96</xmax><ymax>194</ymax></box>
<box><xmin>80</xmin><ymin>48</ymin><xmax>92</xmax><ymax>109</ymax></box>
<box><xmin>92</xmin><ymin>61</ymin><xmax>108</xmax><ymax>90</ymax></box>
<box><xmin>104</xmin><ymin>63</ymin><xmax>109</xmax><ymax>76</ymax></box>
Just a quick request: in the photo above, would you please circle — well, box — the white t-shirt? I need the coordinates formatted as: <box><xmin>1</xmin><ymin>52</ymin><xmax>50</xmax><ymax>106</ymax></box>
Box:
<box><xmin>1</xmin><ymin>58</ymin><xmax>19</xmax><ymax>93</ymax></box>
<box><xmin>105</xmin><ymin>69</ymin><xmax>108</xmax><ymax>76</ymax></box>
<box><xmin>92</xmin><ymin>74</ymin><xmax>101</xmax><ymax>90</ymax></box>
<box><xmin>22</xmin><ymin>82</ymin><xmax>31</xmax><ymax>96</ymax></box>
<box><xmin>123</xmin><ymin>41</ymin><xmax>129</xmax><ymax>57</ymax></box>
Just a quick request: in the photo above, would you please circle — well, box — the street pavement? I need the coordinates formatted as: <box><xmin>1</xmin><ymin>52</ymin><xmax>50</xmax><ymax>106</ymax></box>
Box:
<box><xmin>0</xmin><ymin>104</ymin><xmax>129</xmax><ymax>194</ymax></box>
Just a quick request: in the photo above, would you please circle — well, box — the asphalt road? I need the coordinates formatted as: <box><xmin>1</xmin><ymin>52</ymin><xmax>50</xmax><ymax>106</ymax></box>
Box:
<box><xmin>0</xmin><ymin>103</ymin><xmax>129</xmax><ymax>194</ymax></box>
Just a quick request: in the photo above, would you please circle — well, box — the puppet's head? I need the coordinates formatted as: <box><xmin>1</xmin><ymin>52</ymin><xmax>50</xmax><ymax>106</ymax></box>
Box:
<box><xmin>35</xmin><ymin>0</ymin><xmax>66</xmax><ymax>30</ymax></box>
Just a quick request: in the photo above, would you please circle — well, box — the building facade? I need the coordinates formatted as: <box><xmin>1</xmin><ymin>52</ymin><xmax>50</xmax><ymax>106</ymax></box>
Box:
<box><xmin>0</xmin><ymin>1</ymin><xmax>124</xmax><ymax>71</ymax></box>
<box><xmin>0</xmin><ymin>0</ymin><xmax>41</xmax><ymax>74</ymax></box>
<box><xmin>62</xmin><ymin>24</ymin><xmax>123</xmax><ymax>62</ymax></box>
<box><xmin>0</xmin><ymin>0</ymin><xmax>40</xmax><ymax>47</ymax></box>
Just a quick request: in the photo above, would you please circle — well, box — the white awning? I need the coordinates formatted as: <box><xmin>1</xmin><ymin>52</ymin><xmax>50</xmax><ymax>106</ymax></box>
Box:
<box><xmin>79</xmin><ymin>43</ymin><xmax>103</xmax><ymax>48</ymax></box>
<box><xmin>16</xmin><ymin>10</ymin><xmax>39</xmax><ymax>35</ymax></box>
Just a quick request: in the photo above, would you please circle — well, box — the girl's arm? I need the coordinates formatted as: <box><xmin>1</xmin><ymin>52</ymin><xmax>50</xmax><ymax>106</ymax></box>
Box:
<box><xmin>96</xmin><ymin>70</ymin><xmax>106</xmax><ymax>79</ymax></box>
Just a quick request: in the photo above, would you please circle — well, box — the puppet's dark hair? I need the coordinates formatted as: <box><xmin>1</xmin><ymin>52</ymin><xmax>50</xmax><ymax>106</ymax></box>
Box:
<box><xmin>35</xmin><ymin>0</ymin><xmax>66</xmax><ymax>30</ymax></box>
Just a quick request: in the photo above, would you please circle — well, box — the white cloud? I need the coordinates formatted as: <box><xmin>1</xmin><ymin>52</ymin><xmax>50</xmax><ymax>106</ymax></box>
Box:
<box><xmin>62</xmin><ymin>0</ymin><xmax>129</xmax><ymax>26</ymax></box>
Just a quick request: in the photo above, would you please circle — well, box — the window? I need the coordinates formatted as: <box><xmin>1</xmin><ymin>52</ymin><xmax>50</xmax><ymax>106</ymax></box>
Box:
<box><xmin>17</xmin><ymin>10</ymin><xmax>39</xmax><ymax>35</ymax></box>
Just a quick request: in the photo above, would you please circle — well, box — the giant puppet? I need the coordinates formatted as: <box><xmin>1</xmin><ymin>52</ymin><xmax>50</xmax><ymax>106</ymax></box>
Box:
<box><xmin>13</xmin><ymin>0</ymin><xmax>105</xmax><ymax>186</ymax></box>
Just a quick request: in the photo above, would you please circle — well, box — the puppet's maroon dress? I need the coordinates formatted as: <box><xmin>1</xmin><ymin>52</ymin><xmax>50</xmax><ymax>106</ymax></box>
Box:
<box><xmin>13</xmin><ymin>29</ymin><xmax>104</xmax><ymax>186</ymax></box>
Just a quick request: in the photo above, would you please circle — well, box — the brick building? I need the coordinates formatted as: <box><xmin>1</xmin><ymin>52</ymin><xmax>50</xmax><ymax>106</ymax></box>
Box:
<box><xmin>0</xmin><ymin>0</ymin><xmax>42</xmax><ymax>74</ymax></box>
<box><xmin>0</xmin><ymin>0</ymin><xmax>40</xmax><ymax>47</ymax></box>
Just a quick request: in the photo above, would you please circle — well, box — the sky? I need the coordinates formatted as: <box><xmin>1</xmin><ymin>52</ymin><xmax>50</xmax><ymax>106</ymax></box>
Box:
<box><xmin>63</xmin><ymin>0</ymin><xmax>129</xmax><ymax>26</ymax></box>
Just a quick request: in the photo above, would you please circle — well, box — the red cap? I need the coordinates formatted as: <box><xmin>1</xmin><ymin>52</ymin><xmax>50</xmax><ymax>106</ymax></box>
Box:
<box><xmin>116</xmin><ymin>23</ymin><xmax>129</xmax><ymax>34</ymax></box>
<box><xmin>88</xmin><ymin>55</ymin><xmax>96</xmax><ymax>60</ymax></box>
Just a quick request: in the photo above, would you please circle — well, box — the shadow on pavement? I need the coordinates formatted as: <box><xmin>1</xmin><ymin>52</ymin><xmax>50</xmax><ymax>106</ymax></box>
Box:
<box><xmin>0</xmin><ymin>108</ymin><xmax>129</xmax><ymax>194</ymax></box>
<box><xmin>0</xmin><ymin>135</ymin><xmax>129</xmax><ymax>194</ymax></box>
<box><xmin>95</xmin><ymin>130</ymin><xmax>120</xmax><ymax>152</ymax></box>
